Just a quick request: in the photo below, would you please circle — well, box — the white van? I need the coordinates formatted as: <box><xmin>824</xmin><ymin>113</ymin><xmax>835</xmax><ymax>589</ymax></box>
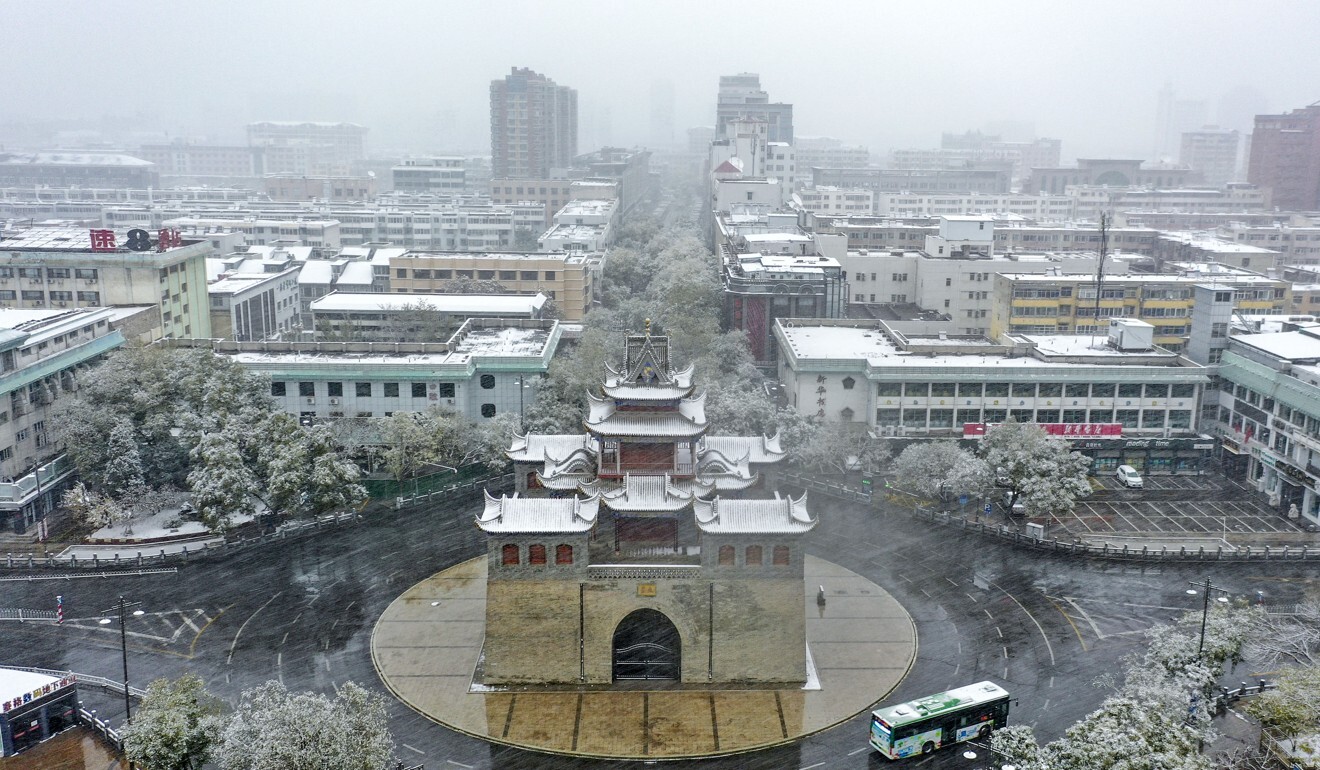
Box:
<box><xmin>1116</xmin><ymin>465</ymin><xmax>1143</xmax><ymax>488</ymax></box>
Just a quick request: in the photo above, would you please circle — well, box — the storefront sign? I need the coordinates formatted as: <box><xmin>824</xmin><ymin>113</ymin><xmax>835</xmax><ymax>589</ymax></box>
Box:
<box><xmin>1277</xmin><ymin>461</ymin><xmax>1308</xmax><ymax>483</ymax></box>
<box><xmin>964</xmin><ymin>423</ymin><xmax>1122</xmax><ymax>438</ymax></box>
<box><xmin>1</xmin><ymin>676</ymin><xmax>74</xmax><ymax>712</ymax></box>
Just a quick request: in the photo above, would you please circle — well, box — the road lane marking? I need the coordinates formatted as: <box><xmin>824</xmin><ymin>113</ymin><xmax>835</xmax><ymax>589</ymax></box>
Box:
<box><xmin>227</xmin><ymin>592</ymin><xmax>282</xmax><ymax>665</ymax></box>
<box><xmin>402</xmin><ymin>743</ymin><xmax>424</xmax><ymax>755</ymax></box>
<box><xmin>189</xmin><ymin>603</ymin><xmax>233</xmax><ymax>658</ymax></box>
<box><xmin>848</xmin><ymin>747</ymin><xmax>869</xmax><ymax>755</ymax></box>
<box><xmin>989</xmin><ymin>581</ymin><xmax>1055</xmax><ymax>666</ymax></box>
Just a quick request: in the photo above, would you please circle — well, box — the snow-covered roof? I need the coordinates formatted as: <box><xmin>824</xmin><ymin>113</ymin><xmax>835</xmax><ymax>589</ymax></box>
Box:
<box><xmin>507</xmin><ymin>433</ymin><xmax>593</xmax><ymax>463</ymax></box>
<box><xmin>702</xmin><ymin>434</ymin><xmax>786</xmax><ymax>465</ymax></box>
<box><xmin>597</xmin><ymin>474</ymin><xmax>695</xmax><ymax>512</ymax></box>
<box><xmin>585</xmin><ymin>391</ymin><xmax>707</xmax><ymax>438</ymax></box>
<box><xmin>693</xmin><ymin>492</ymin><xmax>815</xmax><ymax>534</ymax></box>
<box><xmin>1230</xmin><ymin>330</ymin><xmax>1320</xmax><ymax>361</ymax></box>
<box><xmin>310</xmin><ymin>292</ymin><xmax>545</xmax><ymax>315</ymax></box>
<box><xmin>337</xmin><ymin>261</ymin><xmax>374</xmax><ymax>285</ymax></box>
<box><xmin>297</xmin><ymin>260</ymin><xmax>335</xmax><ymax>285</ymax></box>
<box><xmin>476</xmin><ymin>491</ymin><xmax>599</xmax><ymax>533</ymax></box>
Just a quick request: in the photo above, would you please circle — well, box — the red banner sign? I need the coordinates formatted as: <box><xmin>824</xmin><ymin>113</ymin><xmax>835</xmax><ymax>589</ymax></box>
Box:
<box><xmin>963</xmin><ymin>423</ymin><xmax>1122</xmax><ymax>438</ymax></box>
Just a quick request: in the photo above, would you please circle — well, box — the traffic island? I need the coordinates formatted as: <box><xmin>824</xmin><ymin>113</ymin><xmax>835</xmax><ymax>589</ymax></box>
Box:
<box><xmin>371</xmin><ymin>555</ymin><xmax>916</xmax><ymax>760</ymax></box>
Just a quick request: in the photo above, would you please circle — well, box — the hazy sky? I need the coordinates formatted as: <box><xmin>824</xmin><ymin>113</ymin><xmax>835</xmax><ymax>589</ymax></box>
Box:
<box><xmin>7</xmin><ymin>0</ymin><xmax>1319</xmax><ymax>160</ymax></box>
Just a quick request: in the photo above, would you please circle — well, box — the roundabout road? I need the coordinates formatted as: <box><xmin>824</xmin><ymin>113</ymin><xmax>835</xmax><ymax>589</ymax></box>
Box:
<box><xmin>2</xmin><ymin>495</ymin><xmax>1316</xmax><ymax>769</ymax></box>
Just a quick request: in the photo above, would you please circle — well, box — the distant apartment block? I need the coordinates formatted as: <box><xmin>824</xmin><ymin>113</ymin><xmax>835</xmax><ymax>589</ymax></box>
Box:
<box><xmin>1180</xmin><ymin>128</ymin><xmax>1240</xmax><ymax>187</ymax></box>
<box><xmin>0</xmin><ymin>153</ymin><xmax>158</xmax><ymax>189</ymax></box>
<box><xmin>813</xmin><ymin>165</ymin><xmax>1012</xmax><ymax>195</ymax></box>
<box><xmin>135</xmin><ymin>143</ymin><xmax>265</xmax><ymax>182</ymax></box>
<box><xmin>1248</xmin><ymin>102</ymin><xmax>1320</xmax><ymax>212</ymax></box>
<box><xmin>393</xmin><ymin>157</ymin><xmax>467</xmax><ymax>193</ymax></box>
<box><xmin>246</xmin><ymin>122</ymin><xmax>368</xmax><ymax>175</ymax></box>
<box><xmin>1026</xmin><ymin>159</ymin><xmax>1199</xmax><ymax>195</ymax></box>
<box><xmin>715</xmin><ymin>73</ymin><xmax>793</xmax><ymax>143</ymax></box>
<box><xmin>490</xmin><ymin>68</ymin><xmax>578</xmax><ymax>179</ymax></box>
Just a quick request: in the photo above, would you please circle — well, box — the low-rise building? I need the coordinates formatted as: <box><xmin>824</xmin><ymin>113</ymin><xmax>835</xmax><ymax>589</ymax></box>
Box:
<box><xmin>167</xmin><ymin>216</ymin><xmax>341</xmax><ymax>250</ymax></box>
<box><xmin>990</xmin><ymin>272</ymin><xmax>1290</xmax><ymax>351</ymax></box>
<box><xmin>392</xmin><ymin>157</ymin><xmax>467</xmax><ymax>194</ymax></box>
<box><xmin>0</xmin><ymin>307</ymin><xmax>126</xmax><ymax>533</ymax></box>
<box><xmin>1154</xmin><ymin>231</ymin><xmax>1282</xmax><ymax>272</ymax></box>
<box><xmin>387</xmin><ymin>250</ymin><xmax>597</xmax><ymax>323</ymax></box>
<box><xmin>1213</xmin><ymin>326</ymin><xmax>1320</xmax><ymax>524</ymax></box>
<box><xmin>309</xmin><ymin>291</ymin><xmax>546</xmax><ymax>339</ymax></box>
<box><xmin>774</xmin><ymin>319</ymin><xmax>1211</xmax><ymax>475</ymax></box>
<box><xmin>206</xmin><ymin>256</ymin><xmax>301</xmax><ymax>341</ymax></box>
<box><xmin>209</xmin><ymin>317</ymin><xmax>561</xmax><ymax>423</ymax></box>
<box><xmin>0</xmin><ymin>227</ymin><xmax>213</xmax><ymax>340</ymax></box>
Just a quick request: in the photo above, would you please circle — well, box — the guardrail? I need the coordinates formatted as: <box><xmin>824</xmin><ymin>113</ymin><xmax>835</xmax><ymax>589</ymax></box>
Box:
<box><xmin>394</xmin><ymin>472</ymin><xmax>514</xmax><ymax>510</ymax></box>
<box><xmin>775</xmin><ymin>471</ymin><xmax>1320</xmax><ymax>564</ymax></box>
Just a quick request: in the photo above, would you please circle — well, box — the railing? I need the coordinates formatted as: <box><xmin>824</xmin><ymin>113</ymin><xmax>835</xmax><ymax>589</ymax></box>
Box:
<box><xmin>394</xmin><ymin>471</ymin><xmax>514</xmax><ymax>510</ymax></box>
<box><xmin>3</xmin><ymin>511</ymin><xmax>361</xmax><ymax>572</ymax></box>
<box><xmin>588</xmin><ymin>564</ymin><xmax>703</xmax><ymax>580</ymax></box>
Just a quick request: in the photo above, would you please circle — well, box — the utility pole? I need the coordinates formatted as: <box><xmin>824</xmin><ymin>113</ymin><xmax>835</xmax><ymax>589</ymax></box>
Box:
<box><xmin>1186</xmin><ymin>577</ymin><xmax>1230</xmax><ymax>656</ymax></box>
<box><xmin>1092</xmin><ymin>211</ymin><xmax>1109</xmax><ymax>347</ymax></box>
<box><xmin>99</xmin><ymin>596</ymin><xmax>143</xmax><ymax>723</ymax></box>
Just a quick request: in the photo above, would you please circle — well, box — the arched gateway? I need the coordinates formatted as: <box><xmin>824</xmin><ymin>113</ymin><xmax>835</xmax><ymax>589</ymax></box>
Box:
<box><xmin>612</xmin><ymin>609</ymin><xmax>681</xmax><ymax>680</ymax></box>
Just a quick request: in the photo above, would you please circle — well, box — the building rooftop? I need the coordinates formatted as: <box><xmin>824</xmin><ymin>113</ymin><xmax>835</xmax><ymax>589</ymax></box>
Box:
<box><xmin>0</xmin><ymin>152</ymin><xmax>153</xmax><ymax>167</ymax></box>
<box><xmin>310</xmin><ymin>292</ymin><xmax>546</xmax><ymax>314</ymax></box>
<box><xmin>692</xmin><ymin>492</ymin><xmax>815</xmax><ymax>534</ymax></box>
<box><xmin>476</xmin><ymin>491</ymin><xmax>599</xmax><ymax>534</ymax></box>
<box><xmin>0</xmin><ymin>227</ymin><xmax>196</xmax><ymax>253</ymax></box>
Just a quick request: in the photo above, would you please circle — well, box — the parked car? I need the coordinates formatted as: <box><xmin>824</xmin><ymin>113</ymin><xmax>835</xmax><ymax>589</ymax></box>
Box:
<box><xmin>1116</xmin><ymin>465</ymin><xmax>1144</xmax><ymax>488</ymax></box>
<box><xmin>1001</xmin><ymin>491</ymin><xmax>1027</xmax><ymax>516</ymax></box>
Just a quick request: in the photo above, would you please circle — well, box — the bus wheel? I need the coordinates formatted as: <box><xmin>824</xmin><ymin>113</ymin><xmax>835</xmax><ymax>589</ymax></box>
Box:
<box><xmin>979</xmin><ymin>725</ymin><xmax>992</xmax><ymax>740</ymax></box>
<box><xmin>922</xmin><ymin>741</ymin><xmax>935</xmax><ymax>755</ymax></box>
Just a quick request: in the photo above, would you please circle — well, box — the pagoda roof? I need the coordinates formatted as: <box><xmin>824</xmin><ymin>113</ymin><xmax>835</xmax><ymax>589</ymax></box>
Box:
<box><xmin>585</xmin><ymin>390</ymin><xmax>707</xmax><ymax>438</ymax></box>
<box><xmin>602</xmin><ymin>363</ymin><xmax>695</xmax><ymax>399</ymax></box>
<box><xmin>476</xmin><ymin>491</ymin><xmax>599</xmax><ymax>533</ymax></box>
<box><xmin>507</xmin><ymin>433</ymin><xmax>593</xmax><ymax>463</ymax></box>
<box><xmin>596</xmin><ymin>474</ymin><xmax>694</xmax><ymax>512</ymax></box>
<box><xmin>693</xmin><ymin>492</ymin><xmax>815</xmax><ymax>534</ymax></box>
<box><xmin>701</xmin><ymin>432</ymin><xmax>787</xmax><ymax>465</ymax></box>
<box><xmin>693</xmin><ymin>448</ymin><xmax>759</xmax><ymax>490</ymax></box>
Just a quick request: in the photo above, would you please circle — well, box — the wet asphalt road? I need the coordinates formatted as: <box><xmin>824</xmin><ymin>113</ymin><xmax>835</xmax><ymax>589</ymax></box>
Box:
<box><xmin>2</xmin><ymin>492</ymin><xmax>1315</xmax><ymax>770</ymax></box>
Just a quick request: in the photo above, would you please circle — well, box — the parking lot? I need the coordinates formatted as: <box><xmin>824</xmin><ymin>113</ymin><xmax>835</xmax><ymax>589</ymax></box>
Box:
<box><xmin>1047</xmin><ymin>472</ymin><xmax>1311</xmax><ymax>537</ymax></box>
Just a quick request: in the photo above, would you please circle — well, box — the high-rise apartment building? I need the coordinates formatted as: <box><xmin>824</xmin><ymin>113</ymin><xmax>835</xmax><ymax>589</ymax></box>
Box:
<box><xmin>1248</xmin><ymin>102</ymin><xmax>1320</xmax><ymax>212</ymax></box>
<box><xmin>490</xmin><ymin>67</ymin><xmax>578</xmax><ymax>180</ymax></box>
<box><xmin>245</xmin><ymin>122</ymin><xmax>368</xmax><ymax>175</ymax></box>
<box><xmin>1179</xmin><ymin>127</ymin><xmax>1240</xmax><ymax>187</ymax></box>
<box><xmin>715</xmin><ymin>73</ymin><xmax>793</xmax><ymax>143</ymax></box>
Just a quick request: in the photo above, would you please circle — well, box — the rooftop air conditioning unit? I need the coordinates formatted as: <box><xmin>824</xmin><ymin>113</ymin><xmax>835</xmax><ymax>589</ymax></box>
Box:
<box><xmin>329</xmin><ymin>398</ymin><xmax>340</xmax><ymax>405</ymax></box>
<box><xmin>305</xmin><ymin>397</ymin><xmax>315</xmax><ymax>405</ymax></box>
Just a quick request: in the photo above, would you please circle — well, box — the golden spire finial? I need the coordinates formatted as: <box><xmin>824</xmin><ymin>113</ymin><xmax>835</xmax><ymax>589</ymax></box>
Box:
<box><xmin>644</xmin><ymin>318</ymin><xmax>651</xmax><ymax>336</ymax></box>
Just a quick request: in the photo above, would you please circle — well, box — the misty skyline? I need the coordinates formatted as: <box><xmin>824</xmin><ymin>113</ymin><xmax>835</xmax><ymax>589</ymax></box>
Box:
<box><xmin>7</xmin><ymin>0</ymin><xmax>1319</xmax><ymax>161</ymax></box>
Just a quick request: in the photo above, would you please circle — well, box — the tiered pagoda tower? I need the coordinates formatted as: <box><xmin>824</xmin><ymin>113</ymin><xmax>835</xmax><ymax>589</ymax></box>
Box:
<box><xmin>476</xmin><ymin>326</ymin><xmax>815</xmax><ymax>686</ymax></box>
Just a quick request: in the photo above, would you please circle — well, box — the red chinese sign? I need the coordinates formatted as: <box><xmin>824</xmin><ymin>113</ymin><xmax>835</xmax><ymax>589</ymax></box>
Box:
<box><xmin>1</xmin><ymin>675</ymin><xmax>75</xmax><ymax>712</ymax></box>
<box><xmin>963</xmin><ymin>423</ymin><xmax>1122</xmax><ymax>438</ymax></box>
<box><xmin>157</xmin><ymin>228</ymin><xmax>183</xmax><ymax>251</ymax></box>
<box><xmin>88</xmin><ymin>229</ymin><xmax>117</xmax><ymax>252</ymax></box>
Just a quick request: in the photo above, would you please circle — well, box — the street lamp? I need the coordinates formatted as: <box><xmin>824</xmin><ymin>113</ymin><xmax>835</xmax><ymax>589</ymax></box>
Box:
<box><xmin>99</xmin><ymin>596</ymin><xmax>144</xmax><ymax>722</ymax></box>
<box><xmin>1186</xmin><ymin>578</ymin><xmax>1230</xmax><ymax>656</ymax></box>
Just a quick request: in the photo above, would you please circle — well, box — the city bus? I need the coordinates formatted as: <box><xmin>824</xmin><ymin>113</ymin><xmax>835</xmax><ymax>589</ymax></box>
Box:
<box><xmin>869</xmin><ymin>681</ymin><xmax>1010</xmax><ymax>759</ymax></box>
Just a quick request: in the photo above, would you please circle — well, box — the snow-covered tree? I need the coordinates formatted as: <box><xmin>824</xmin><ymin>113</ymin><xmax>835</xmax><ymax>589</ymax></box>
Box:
<box><xmin>102</xmin><ymin>418</ymin><xmax>145</xmax><ymax>493</ymax></box>
<box><xmin>1244</xmin><ymin>599</ymin><xmax>1320</xmax><ymax>667</ymax></box>
<box><xmin>379</xmin><ymin>411</ymin><xmax>432</xmax><ymax>483</ymax></box>
<box><xmin>794</xmin><ymin>424</ymin><xmax>889</xmax><ymax>475</ymax></box>
<box><xmin>122</xmin><ymin>673</ymin><xmax>226</xmax><ymax>770</ymax></box>
<box><xmin>1241</xmin><ymin>665</ymin><xmax>1320</xmax><ymax>744</ymax></box>
<box><xmin>187</xmin><ymin>432</ymin><xmax>257</xmax><ymax>530</ymax></box>
<box><xmin>216</xmin><ymin>681</ymin><xmax>393</xmax><ymax>770</ymax></box>
<box><xmin>980</xmin><ymin>421</ymin><xmax>1091</xmax><ymax>517</ymax></box>
<box><xmin>891</xmin><ymin>441</ymin><xmax>990</xmax><ymax>501</ymax></box>
<box><xmin>992</xmin><ymin>604</ymin><xmax>1257</xmax><ymax>770</ymax></box>
<box><xmin>60</xmin><ymin>481</ymin><xmax>124</xmax><ymax>530</ymax></box>
<box><xmin>264</xmin><ymin>426</ymin><xmax>365</xmax><ymax>518</ymax></box>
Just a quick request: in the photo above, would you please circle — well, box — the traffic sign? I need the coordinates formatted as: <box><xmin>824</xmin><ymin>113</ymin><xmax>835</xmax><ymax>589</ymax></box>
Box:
<box><xmin>983</xmin><ymin>502</ymin><xmax>993</xmax><ymax>515</ymax></box>
<box><xmin>960</xmin><ymin>495</ymin><xmax>969</xmax><ymax>506</ymax></box>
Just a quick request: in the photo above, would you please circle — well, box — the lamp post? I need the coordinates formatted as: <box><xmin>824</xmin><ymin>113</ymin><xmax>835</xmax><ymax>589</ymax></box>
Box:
<box><xmin>1185</xmin><ymin>578</ymin><xmax>1230</xmax><ymax>656</ymax></box>
<box><xmin>99</xmin><ymin>596</ymin><xmax>144</xmax><ymax>722</ymax></box>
